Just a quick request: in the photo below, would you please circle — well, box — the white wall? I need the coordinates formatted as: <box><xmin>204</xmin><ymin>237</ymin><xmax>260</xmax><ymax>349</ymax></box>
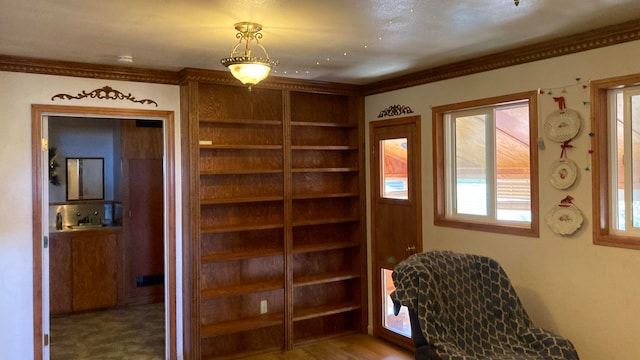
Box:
<box><xmin>365</xmin><ymin>40</ymin><xmax>640</xmax><ymax>360</ymax></box>
<box><xmin>0</xmin><ymin>71</ymin><xmax>182</xmax><ymax>359</ymax></box>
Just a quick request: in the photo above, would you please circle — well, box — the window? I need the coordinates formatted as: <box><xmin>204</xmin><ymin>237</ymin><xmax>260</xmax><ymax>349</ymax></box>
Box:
<box><xmin>381</xmin><ymin>269</ymin><xmax>411</xmax><ymax>337</ymax></box>
<box><xmin>592</xmin><ymin>74</ymin><xmax>640</xmax><ymax>249</ymax></box>
<box><xmin>433</xmin><ymin>91</ymin><xmax>539</xmax><ymax>237</ymax></box>
<box><xmin>380</xmin><ymin>138</ymin><xmax>408</xmax><ymax>200</ymax></box>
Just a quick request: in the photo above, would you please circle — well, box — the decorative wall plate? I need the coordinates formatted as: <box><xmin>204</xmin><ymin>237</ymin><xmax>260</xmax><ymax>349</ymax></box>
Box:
<box><xmin>544</xmin><ymin>109</ymin><xmax>581</xmax><ymax>143</ymax></box>
<box><xmin>546</xmin><ymin>204</ymin><xmax>583</xmax><ymax>235</ymax></box>
<box><xmin>549</xmin><ymin>158</ymin><xmax>578</xmax><ymax>190</ymax></box>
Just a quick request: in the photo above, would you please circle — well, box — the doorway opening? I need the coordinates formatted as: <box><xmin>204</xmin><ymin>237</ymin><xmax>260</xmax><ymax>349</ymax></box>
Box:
<box><xmin>32</xmin><ymin>105</ymin><xmax>177</xmax><ymax>359</ymax></box>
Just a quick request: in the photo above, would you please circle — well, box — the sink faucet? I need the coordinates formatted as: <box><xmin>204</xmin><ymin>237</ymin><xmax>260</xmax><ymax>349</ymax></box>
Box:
<box><xmin>55</xmin><ymin>212</ymin><xmax>63</xmax><ymax>230</ymax></box>
<box><xmin>91</xmin><ymin>210</ymin><xmax>101</xmax><ymax>225</ymax></box>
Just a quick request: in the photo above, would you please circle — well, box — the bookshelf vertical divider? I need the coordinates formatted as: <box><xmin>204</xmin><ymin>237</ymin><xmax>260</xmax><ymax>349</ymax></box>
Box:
<box><xmin>282</xmin><ymin>89</ymin><xmax>294</xmax><ymax>351</ymax></box>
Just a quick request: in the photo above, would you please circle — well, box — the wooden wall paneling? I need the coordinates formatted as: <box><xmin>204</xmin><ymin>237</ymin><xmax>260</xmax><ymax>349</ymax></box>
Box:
<box><xmin>292</xmin><ymin>172</ymin><xmax>359</xmax><ymax>196</ymax></box>
<box><xmin>199</xmin><ymin>121</ymin><xmax>283</xmax><ymax>146</ymax></box>
<box><xmin>291</xmin><ymin>149</ymin><xmax>359</xmax><ymax>170</ymax></box>
<box><xmin>198</xmin><ymin>85</ymin><xmax>283</xmax><ymax>121</ymax></box>
<box><xmin>200</xmin><ymin>257</ymin><xmax>284</xmax><ymax>291</ymax></box>
<box><xmin>200</xmin><ymin>290</ymin><xmax>285</xmax><ymax>324</ymax></box>
<box><xmin>291</xmin><ymin>198</ymin><xmax>358</xmax><ymax>225</ymax></box>
<box><xmin>292</xmin><ymin>280</ymin><xmax>361</xmax><ymax>311</ymax></box>
<box><xmin>199</xmin><ymin>149</ymin><xmax>283</xmax><ymax>173</ymax></box>
<box><xmin>292</xmin><ymin>222</ymin><xmax>359</xmax><ymax>250</ymax></box>
<box><xmin>291</xmin><ymin>126</ymin><xmax>355</xmax><ymax>146</ymax></box>
<box><xmin>180</xmin><ymin>80</ymin><xmax>201</xmax><ymax>360</ymax></box>
<box><xmin>290</xmin><ymin>92</ymin><xmax>350</xmax><ymax>124</ymax></box>
<box><xmin>200</xmin><ymin>229</ymin><xmax>284</xmax><ymax>259</ymax></box>
<box><xmin>200</xmin><ymin>173</ymin><xmax>284</xmax><ymax>201</ymax></box>
<box><xmin>200</xmin><ymin>325</ymin><xmax>285</xmax><ymax>359</ymax></box>
<box><xmin>292</xmin><ymin>311</ymin><xmax>360</xmax><ymax>345</ymax></box>
<box><xmin>200</xmin><ymin>202</ymin><xmax>284</xmax><ymax>230</ymax></box>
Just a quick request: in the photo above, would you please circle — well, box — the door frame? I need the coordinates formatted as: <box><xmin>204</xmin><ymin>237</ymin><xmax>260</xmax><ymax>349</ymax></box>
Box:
<box><xmin>369</xmin><ymin>115</ymin><xmax>422</xmax><ymax>348</ymax></box>
<box><xmin>32</xmin><ymin>104</ymin><xmax>177</xmax><ymax>359</ymax></box>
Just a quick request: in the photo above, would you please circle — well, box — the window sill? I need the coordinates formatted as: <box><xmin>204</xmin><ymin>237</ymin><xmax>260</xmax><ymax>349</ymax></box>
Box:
<box><xmin>434</xmin><ymin>217</ymin><xmax>539</xmax><ymax>238</ymax></box>
<box><xmin>594</xmin><ymin>233</ymin><xmax>640</xmax><ymax>250</ymax></box>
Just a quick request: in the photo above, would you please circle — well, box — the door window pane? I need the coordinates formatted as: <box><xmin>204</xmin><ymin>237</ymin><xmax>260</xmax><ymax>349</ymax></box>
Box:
<box><xmin>380</xmin><ymin>138</ymin><xmax>408</xmax><ymax>200</ymax></box>
<box><xmin>381</xmin><ymin>269</ymin><xmax>411</xmax><ymax>337</ymax></box>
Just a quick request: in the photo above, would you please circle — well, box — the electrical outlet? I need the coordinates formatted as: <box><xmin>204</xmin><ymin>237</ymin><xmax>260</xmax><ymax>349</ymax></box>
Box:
<box><xmin>260</xmin><ymin>300</ymin><xmax>268</xmax><ymax>314</ymax></box>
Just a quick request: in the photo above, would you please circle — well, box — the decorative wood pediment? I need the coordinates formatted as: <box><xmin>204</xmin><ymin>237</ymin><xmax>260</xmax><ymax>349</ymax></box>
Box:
<box><xmin>51</xmin><ymin>86</ymin><xmax>158</xmax><ymax>107</ymax></box>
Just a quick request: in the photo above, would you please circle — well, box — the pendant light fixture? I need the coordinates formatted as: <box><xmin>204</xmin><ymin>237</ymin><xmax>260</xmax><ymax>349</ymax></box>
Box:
<box><xmin>220</xmin><ymin>22</ymin><xmax>278</xmax><ymax>90</ymax></box>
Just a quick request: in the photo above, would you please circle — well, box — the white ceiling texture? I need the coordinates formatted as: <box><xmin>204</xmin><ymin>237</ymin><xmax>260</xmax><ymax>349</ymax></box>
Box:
<box><xmin>1</xmin><ymin>0</ymin><xmax>639</xmax><ymax>84</ymax></box>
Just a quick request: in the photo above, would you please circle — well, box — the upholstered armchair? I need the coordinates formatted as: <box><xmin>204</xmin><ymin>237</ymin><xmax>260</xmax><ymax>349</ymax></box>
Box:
<box><xmin>391</xmin><ymin>251</ymin><xmax>579</xmax><ymax>360</ymax></box>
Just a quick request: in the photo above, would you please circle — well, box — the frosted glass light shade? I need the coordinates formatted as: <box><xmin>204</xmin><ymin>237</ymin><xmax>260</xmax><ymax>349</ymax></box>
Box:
<box><xmin>228</xmin><ymin>62</ymin><xmax>272</xmax><ymax>86</ymax></box>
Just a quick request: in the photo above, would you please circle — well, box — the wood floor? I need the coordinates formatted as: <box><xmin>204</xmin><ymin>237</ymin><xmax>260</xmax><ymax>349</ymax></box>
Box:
<box><xmin>242</xmin><ymin>334</ymin><xmax>413</xmax><ymax>360</ymax></box>
<box><xmin>51</xmin><ymin>304</ymin><xmax>412</xmax><ymax>360</ymax></box>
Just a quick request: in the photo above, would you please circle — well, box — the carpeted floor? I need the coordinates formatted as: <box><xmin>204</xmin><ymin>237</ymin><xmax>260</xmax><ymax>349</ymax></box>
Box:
<box><xmin>50</xmin><ymin>302</ymin><xmax>165</xmax><ymax>360</ymax></box>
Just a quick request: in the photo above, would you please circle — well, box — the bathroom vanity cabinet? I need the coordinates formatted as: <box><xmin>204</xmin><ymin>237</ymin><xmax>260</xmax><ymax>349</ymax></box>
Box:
<box><xmin>49</xmin><ymin>228</ymin><xmax>120</xmax><ymax>315</ymax></box>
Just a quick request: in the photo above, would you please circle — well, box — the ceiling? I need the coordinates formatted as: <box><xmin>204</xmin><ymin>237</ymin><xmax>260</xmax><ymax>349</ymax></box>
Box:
<box><xmin>1</xmin><ymin>0</ymin><xmax>639</xmax><ymax>85</ymax></box>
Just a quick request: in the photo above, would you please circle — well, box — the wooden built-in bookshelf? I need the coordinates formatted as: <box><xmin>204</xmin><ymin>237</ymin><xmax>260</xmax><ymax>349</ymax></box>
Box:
<box><xmin>181</xmin><ymin>77</ymin><xmax>365</xmax><ymax>359</ymax></box>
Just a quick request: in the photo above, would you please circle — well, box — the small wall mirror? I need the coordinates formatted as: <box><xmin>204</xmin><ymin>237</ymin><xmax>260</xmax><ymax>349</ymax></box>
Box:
<box><xmin>66</xmin><ymin>158</ymin><xmax>104</xmax><ymax>201</ymax></box>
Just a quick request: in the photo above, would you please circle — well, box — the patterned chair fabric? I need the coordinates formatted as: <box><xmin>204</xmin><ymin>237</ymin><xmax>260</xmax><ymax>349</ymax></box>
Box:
<box><xmin>391</xmin><ymin>251</ymin><xmax>579</xmax><ymax>360</ymax></box>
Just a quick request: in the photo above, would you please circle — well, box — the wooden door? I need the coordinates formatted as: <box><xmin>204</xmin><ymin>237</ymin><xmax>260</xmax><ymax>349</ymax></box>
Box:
<box><xmin>370</xmin><ymin>116</ymin><xmax>422</xmax><ymax>348</ymax></box>
<box><xmin>125</xmin><ymin>158</ymin><xmax>164</xmax><ymax>300</ymax></box>
<box><xmin>121</xmin><ymin>120</ymin><xmax>164</xmax><ymax>304</ymax></box>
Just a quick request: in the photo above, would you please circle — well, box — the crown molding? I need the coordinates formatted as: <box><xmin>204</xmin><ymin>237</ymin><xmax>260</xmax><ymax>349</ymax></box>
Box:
<box><xmin>0</xmin><ymin>55</ymin><xmax>179</xmax><ymax>84</ymax></box>
<box><xmin>363</xmin><ymin>19</ymin><xmax>640</xmax><ymax>95</ymax></box>
<box><xmin>1</xmin><ymin>19</ymin><xmax>639</xmax><ymax>94</ymax></box>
